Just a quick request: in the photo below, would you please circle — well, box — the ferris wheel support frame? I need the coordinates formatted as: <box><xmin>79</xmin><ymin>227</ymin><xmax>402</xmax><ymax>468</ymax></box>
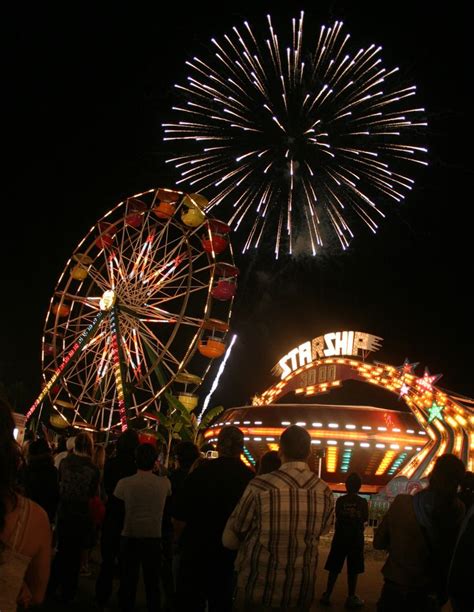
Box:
<box><xmin>26</xmin><ymin>310</ymin><xmax>105</xmax><ymax>423</ymax></box>
<box><xmin>109</xmin><ymin>306</ymin><xmax>129</xmax><ymax>431</ymax></box>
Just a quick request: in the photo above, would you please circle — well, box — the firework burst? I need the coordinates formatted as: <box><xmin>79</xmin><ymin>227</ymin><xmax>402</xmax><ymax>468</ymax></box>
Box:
<box><xmin>164</xmin><ymin>13</ymin><xmax>427</xmax><ymax>257</ymax></box>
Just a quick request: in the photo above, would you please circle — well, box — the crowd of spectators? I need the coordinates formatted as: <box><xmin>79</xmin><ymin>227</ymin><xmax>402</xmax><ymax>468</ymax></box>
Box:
<box><xmin>1</xmin><ymin>397</ymin><xmax>473</xmax><ymax>612</ymax></box>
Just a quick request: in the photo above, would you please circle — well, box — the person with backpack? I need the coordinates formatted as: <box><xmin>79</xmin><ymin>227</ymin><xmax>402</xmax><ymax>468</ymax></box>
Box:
<box><xmin>320</xmin><ymin>472</ymin><xmax>368</xmax><ymax>609</ymax></box>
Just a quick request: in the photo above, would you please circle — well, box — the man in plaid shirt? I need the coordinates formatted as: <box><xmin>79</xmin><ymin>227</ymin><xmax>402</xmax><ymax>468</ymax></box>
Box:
<box><xmin>223</xmin><ymin>426</ymin><xmax>334</xmax><ymax>610</ymax></box>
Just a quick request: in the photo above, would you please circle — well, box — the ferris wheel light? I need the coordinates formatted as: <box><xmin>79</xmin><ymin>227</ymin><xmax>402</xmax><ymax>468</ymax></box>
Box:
<box><xmin>100</xmin><ymin>290</ymin><xmax>116</xmax><ymax>311</ymax></box>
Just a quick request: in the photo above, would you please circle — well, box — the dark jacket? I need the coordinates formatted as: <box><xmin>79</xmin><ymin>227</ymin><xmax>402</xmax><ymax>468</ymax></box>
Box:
<box><xmin>24</xmin><ymin>455</ymin><xmax>59</xmax><ymax>522</ymax></box>
<box><xmin>374</xmin><ymin>491</ymin><xmax>464</xmax><ymax>602</ymax></box>
<box><xmin>103</xmin><ymin>453</ymin><xmax>137</xmax><ymax>525</ymax></box>
<box><xmin>173</xmin><ymin>456</ymin><xmax>254</xmax><ymax>559</ymax></box>
<box><xmin>448</xmin><ymin>505</ymin><xmax>474</xmax><ymax>609</ymax></box>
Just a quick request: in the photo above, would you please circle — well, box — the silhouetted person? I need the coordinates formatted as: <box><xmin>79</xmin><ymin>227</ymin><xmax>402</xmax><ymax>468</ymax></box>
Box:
<box><xmin>448</xmin><ymin>503</ymin><xmax>474</xmax><ymax>612</ymax></box>
<box><xmin>173</xmin><ymin>426</ymin><xmax>254</xmax><ymax>612</ymax></box>
<box><xmin>162</xmin><ymin>441</ymin><xmax>201</xmax><ymax>607</ymax></box>
<box><xmin>95</xmin><ymin>428</ymin><xmax>139</xmax><ymax>608</ymax></box>
<box><xmin>53</xmin><ymin>432</ymin><xmax>99</xmax><ymax>602</ymax></box>
<box><xmin>169</xmin><ymin>441</ymin><xmax>201</xmax><ymax>511</ymax></box>
<box><xmin>257</xmin><ymin>449</ymin><xmax>281</xmax><ymax>475</ymax></box>
<box><xmin>320</xmin><ymin>472</ymin><xmax>368</xmax><ymax>608</ymax></box>
<box><xmin>23</xmin><ymin>438</ymin><xmax>59</xmax><ymax>523</ymax></box>
<box><xmin>374</xmin><ymin>453</ymin><xmax>465</xmax><ymax>611</ymax></box>
<box><xmin>457</xmin><ymin>471</ymin><xmax>474</xmax><ymax>510</ymax></box>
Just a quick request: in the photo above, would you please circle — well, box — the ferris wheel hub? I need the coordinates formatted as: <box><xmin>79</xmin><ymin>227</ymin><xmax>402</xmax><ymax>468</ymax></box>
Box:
<box><xmin>99</xmin><ymin>289</ymin><xmax>117</xmax><ymax>311</ymax></box>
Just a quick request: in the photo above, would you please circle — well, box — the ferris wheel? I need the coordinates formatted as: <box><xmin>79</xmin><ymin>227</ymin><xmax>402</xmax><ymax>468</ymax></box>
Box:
<box><xmin>26</xmin><ymin>188</ymin><xmax>238</xmax><ymax>432</ymax></box>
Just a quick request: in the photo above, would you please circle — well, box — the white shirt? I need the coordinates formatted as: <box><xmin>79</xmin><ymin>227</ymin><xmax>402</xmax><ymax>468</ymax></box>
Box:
<box><xmin>114</xmin><ymin>471</ymin><xmax>171</xmax><ymax>538</ymax></box>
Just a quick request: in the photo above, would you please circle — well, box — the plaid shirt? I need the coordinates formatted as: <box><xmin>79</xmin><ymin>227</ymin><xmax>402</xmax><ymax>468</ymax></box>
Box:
<box><xmin>226</xmin><ymin>461</ymin><xmax>334</xmax><ymax>609</ymax></box>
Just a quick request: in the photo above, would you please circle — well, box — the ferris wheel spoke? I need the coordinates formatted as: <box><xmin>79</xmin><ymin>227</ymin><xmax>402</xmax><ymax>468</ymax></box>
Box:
<box><xmin>120</xmin><ymin>200</ymin><xmax>156</xmax><ymax>276</ymax></box>
<box><xmin>128</xmin><ymin>229</ymin><xmax>156</xmax><ymax>281</ymax></box>
<box><xmin>65</xmin><ymin>351</ymin><xmax>111</xmax><ymax>403</ymax></box>
<box><xmin>84</xmin><ymin>264</ymin><xmax>113</xmax><ymax>294</ymax></box>
<box><xmin>134</xmin><ymin>361</ymin><xmax>158</xmax><ymax>396</ymax></box>
<box><xmin>137</xmin><ymin>323</ymin><xmax>181</xmax><ymax>368</ymax></box>
<box><xmin>136</xmin><ymin>319</ymin><xmax>183</xmax><ymax>369</ymax></box>
<box><xmin>120</xmin><ymin>331</ymin><xmax>143</xmax><ymax>381</ymax></box>
<box><xmin>65</xmin><ymin>325</ymin><xmax>115</xmax><ymax>398</ymax></box>
<box><xmin>173</xmin><ymin>314</ymin><xmax>205</xmax><ymax>328</ymax></box>
<box><xmin>131</xmin><ymin>301</ymin><xmax>205</xmax><ymax>329</ymax></box>
<box><xmin>150</xmin><ymin>215</ymin><xmax>185</xmax><ymax>268</ymax></box>
<box><xmin>75</xmin><ymin>365</ymin><xmax>116</xmax><ymax>414</ymax></box>
<box><xmin>152</xmin><ymin>283</ymin><xmax>212</xmax><ymax>306</ymax></box>
<box><xmin>101</xmin><ymin>396</ymin><xmax>118</xmax><ymax>429</ymax></box>
<box><xmin>119</xmin><ymin>314</ymin><xmax>149</xmax><ymax>380</ymax></box>
<box><xmin>129</xmin><ymin>329</ymin><xmax>154</xmax><ymax>384</ymax></box>
<box><xmin>69</xmin><ymin>363</ymin><xmax>104</xmax><ymax>417</ymax></box>
<box><xmin>142</xmin><ymin>272</ymin><xmax>190</xmax><ymax>302</ymax></box>
<box><xmin>55</xmin><ymin>293</ymin><xmax>102</xmax><ymax>310</ymax></box>
<box><xmin>48</xmin><ymin>308</ymin><xmax>100</xmax><ymax>334</ymax></box>
<box><xmin>140</xmin><ymin>251</ymin><xmax>187</xmax><ymax>290</ymax></box>
<box><xmin>127</xmin><ymin>304</ymin><xmax>178</xmax><ymax>323</ymax></box>
<box><xmin>69</xmin><ymin>407</ymin><xmax>82</xmax><ymax>427</ymax></box>
<box><xmin>121</xmin><ymin>214</ymin><xmax>169</xmax><ymax>281</ymax></box>
<box><xmin>145</xmin><ymin>228</ymin><xmax>190</xmax><ymax>272</ymax></box>
<box><xmin>156</xmin><ymin>277</ymin><xmax>212</xmax><ymax>297</ymax></box>
<box><xmin>148</xmin><ymin>274</ymin><xmax>198</xmax><ymax>302</ymax></box>
<box><xmin>117</xmin><ymin>201</ymin><xmax>144</xmax><ymax>272</ymax></box>
<box><xmin>146</xmin><ymin>260</ymin><xmax>212</xmax><ymax>297</ymax></box>
<box><xmin>77</xmin><ymin>343</ymin><xmax>111</xmax><ymax>382</ymax></box>
<box><xmin>43</xmin><ymin>328</ymin><xmax>96</xmax><ymax>370</ymax></box>
<box><xmin>117</xmin><ymin>226</ymin><xmax>186</xmax><ymax>298</ymax></box>
<box><xmin>140</xmin><ymin>229</ymin><xmax>183</xmax><ymax>281</ymax></box>
<box><xmin>133</xmin><ymin>324</ymin><xmax>179</xmax><ymax>383</ymax></box>
<box><xmin>51</xmin><ymin>309</ymin><xmax>105</xmax><ymax>339</ymax></box>
<box><xmin>120</xmin><ymin>313</ymin><xmax>180</xmax><ymax>383</ymax></box>
<box><xmin>97</xmin><ymin>365</ymin><xmax>117</xmax><ymax>406</ymax></box>
<box><xmin>137</xmin><ymin>310</ymin><xmax>204</xmax><ymax>332</ymax></box>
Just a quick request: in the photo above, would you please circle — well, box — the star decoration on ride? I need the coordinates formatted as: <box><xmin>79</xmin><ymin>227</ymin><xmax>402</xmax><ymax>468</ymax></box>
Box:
<box><xmin>397</xmin><ymin>358</ymin><xmax>419</xmax><ymax>375</ymax></box>
<box><xmin>415</xmin><ymin>368</ymin><xmax>442</xmax><ymax>393</ymax></box>
<box><xmin>427</xmin><ymin>401</ymin><xmax>444</xmax><ymax>423</ymax></box>
<box><xmin>398</xmin><ymin>383</ymin><xmax>410</xmax><ymax>399</ymax></box>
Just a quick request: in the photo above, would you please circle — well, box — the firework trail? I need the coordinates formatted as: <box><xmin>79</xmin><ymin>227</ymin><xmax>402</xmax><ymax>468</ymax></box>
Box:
<box><xmin>164</xmin><ymin>13</ymin><xmax>427</xmax><ymax>257</ymax></box>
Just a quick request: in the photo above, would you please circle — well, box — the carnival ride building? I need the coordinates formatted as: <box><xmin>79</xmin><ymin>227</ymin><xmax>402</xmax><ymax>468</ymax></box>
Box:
<box><xmin>204</xmin><ymin>330</ymin><xmax>474</xmax><ymax>491</ymax></box>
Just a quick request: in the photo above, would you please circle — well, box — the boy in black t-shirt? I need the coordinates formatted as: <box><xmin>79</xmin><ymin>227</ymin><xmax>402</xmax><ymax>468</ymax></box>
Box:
<box><xmin>320</xmin><ymin>472</ymin><xmax>368</xmax><ymax>609</ymax></box>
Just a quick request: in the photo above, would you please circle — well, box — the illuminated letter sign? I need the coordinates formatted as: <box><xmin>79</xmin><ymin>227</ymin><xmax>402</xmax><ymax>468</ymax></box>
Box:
<box><xmin>274</xmin><ymin>331</ymin><xmax>382</xmax><ymax>379</ymax></box>
<box><xmin>312</xmin><ymin>336</ymin><xmax>325</xmax><ymax>359</ymax></box>
<box><xmin>298</xmin><ymin>341</ymin><xmax>312</xmax><ymax>367</ymax></box>
<box><xmin>324</xmin><ymin>331</ymin><xmax>354</xmax><ymax>357</ymax></box>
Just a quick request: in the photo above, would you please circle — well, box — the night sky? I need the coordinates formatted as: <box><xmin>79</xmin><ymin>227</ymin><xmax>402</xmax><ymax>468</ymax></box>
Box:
<box><xmin>2</xmin><ymin>2</ymin><xmax>472</xmax><ymax>416</ymax></box>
